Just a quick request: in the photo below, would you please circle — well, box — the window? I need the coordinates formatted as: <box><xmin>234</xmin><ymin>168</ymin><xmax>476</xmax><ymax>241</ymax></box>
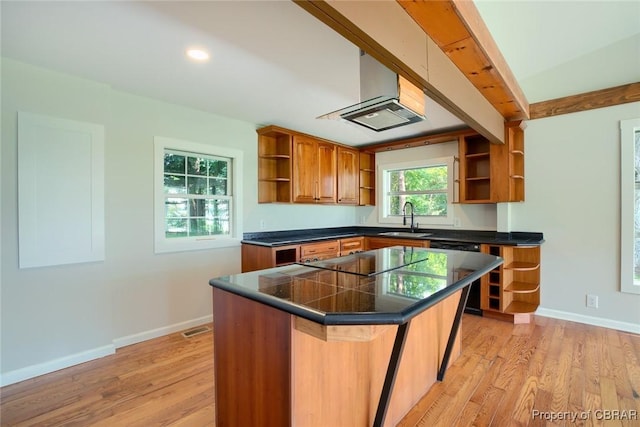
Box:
<box><xmin>379</xmin><ymin>157</ymin><xmax>454</xmax><ymax>226</ymax></box>
<box><xmin>621</xmin><ymin>118</ymin><xmax>640</xmax><ymax>294</ymax></box>
<box><xmin>154</xmin><ymin>137</ymin><xmax>243</xmax><ymax>253</ymax></box>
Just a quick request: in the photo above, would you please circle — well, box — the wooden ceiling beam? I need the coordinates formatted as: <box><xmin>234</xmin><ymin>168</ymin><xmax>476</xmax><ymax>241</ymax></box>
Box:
<box><xmin>294</xmin><ymin>0</ymin><xmax>506</xmax><ymax>144</ymax></box>
<box><xmin>529</xmin><ymin>82</ymin><xmax>640</xmax><ymax>119</ymax></box>
<box><xmin>397</xmin><ymin>0</ymin><xmax>529</xmax><ymax>121</ymax></box>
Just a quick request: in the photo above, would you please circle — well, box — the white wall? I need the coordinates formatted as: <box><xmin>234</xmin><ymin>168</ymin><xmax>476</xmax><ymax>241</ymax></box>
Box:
<box><xmin>509</xmin><ymin>102</ymin><xmax>640</xmax><ymax>329</ymax></box>
<box><xmin>361</xmin><ymin>140</ymin><xmax>498</xmax><ymax>230</ymax></box>
<box><xmin>0</xmin><ymin>59</ymin><xmax>357</xmax><ymax>385</ymax></box>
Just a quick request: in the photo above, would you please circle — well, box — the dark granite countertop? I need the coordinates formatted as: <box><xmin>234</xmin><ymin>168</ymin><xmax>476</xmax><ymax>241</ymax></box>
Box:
<box><xmin>242</xmin><ymin>226</ymin><xmax>544</xmax><ymax>247</ymax></box>
<box><xmin>209</xmin><ymin>246</ymin><xmax>503</xmax><ymax>325</ymax></box>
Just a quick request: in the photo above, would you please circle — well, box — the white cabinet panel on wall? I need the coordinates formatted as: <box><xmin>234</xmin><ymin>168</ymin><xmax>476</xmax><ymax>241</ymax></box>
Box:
<box><xmin>18</xmin><ymin>112</ymin><xmax>105</xmax><ymax>268</ymax></box>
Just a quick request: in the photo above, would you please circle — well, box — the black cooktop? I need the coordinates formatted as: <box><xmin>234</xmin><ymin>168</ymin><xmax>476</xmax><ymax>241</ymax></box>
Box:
<box><xmin>297</xmin><ymin>246</ymin><xmax>429</xmax><ymax>276</ymax></box>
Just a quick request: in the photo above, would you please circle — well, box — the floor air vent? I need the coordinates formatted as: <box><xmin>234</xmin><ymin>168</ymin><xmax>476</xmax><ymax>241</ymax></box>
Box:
<box><xmin>181</xmin><ymin>325</ymin><xmax>211</xmax><ymax>338</ymax></box>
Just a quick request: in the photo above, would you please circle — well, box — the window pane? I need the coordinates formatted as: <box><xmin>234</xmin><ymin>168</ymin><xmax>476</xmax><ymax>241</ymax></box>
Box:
<box><xmin>189</xmin><ymin>218</ymin><xmax>209</xmax><ymax>237</ymax></box>
<box><xmin>164</xmin><ymin>153</ymin><xmax>185</xmax><ymax>174</ymax></box>
<box><xmin>389</xmin><ymin>194</ymin><xmax>447</xmax><ymax>216</ymax></box>
<box><xmin>208</xmin><ymin>199</ymin><xmax>230</xmax><ymax>235</ymax></box>
<box><xmin>389</xmin><ymin>166</ymin><xmax>447</xmax><ymax>192</ymax></box>
<box><xmin>209</xmin><ymin>159</ymin><xmax>228</xmax><ymax>178</ymax></box>
<box><xmin>164</xmin><ymin>175</ymin><xmax>186</xmax><ymax>194</ymax></box>
<box><xmin>165</xmin><ymin>198</ymin><xmax>188</xmax><ymax>218</ymax></box>
<box><xmin>187</xmin><ymin>156</ymin><xmax>208</xmax><ymax>176</ymax></box>
<box><xmin>209</xmin><ymin>178</ymin><xmax>228</xmax><ymax>195</ymax></box>
<box><xmin>187</xmin><ymin>176</ymin><xmax>208</xmax><ymax>195</ymax></box>
<box><xmin>165</xmin><ymin>198</ymin><xmax>188</xmax><ymax>238</ymax></box>
<box><xmin>190</xmin><ymin>199</ymin><xmax>206</xmax><ymax>217</ymax></box>
<box><xmin>166</xmin><ymin>219</ymin><xmax>187</xmax><ymax>238</ymax></box>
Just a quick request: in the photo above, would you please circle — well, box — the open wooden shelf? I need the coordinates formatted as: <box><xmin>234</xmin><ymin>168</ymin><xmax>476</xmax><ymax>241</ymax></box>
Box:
<box><xmin>258</xmin><ymin>127</ymin><xmax>293</xmax><ymax>203</ymax></box>
<box><xmin>261</xmin><ymin>178</ymin><xmax>291</xmax><ymax>182</ymax></box>
<box><xmin>481</xmin><ymin>244</ymin><xmax>540</xmax><ymax>324</ymax></box>
<box><xmin>504</xmin><ymin>261</ymin><xmax>540</xmax><ymax>271</ymax></box>
<box><xmin>260</xmin><ymin>154</ymin><xmax>291</xmax><ymax>159</ymax></box>
<box><xmin>358</xmin><ymin>151</ymin><xmax>375</xmax><ymax>206</ymax></box>
<box><xmin>465</xmin><ymin>152</ymin><xmax>490</xmax><ymax>159</ymax></box>
<box><xmin>459</xmin><ymin>121</ymin><xmax>525</xmax><ymax>203</ymax></box>
<box><xmin>504</xmin><ymin>301</ymin><xmax>538</xmax><ymax>314</ymax></box>
<box><xmin>504</xmin><ymin>281</ymin><xmax>539</xmax><ymax>293</ymax></box>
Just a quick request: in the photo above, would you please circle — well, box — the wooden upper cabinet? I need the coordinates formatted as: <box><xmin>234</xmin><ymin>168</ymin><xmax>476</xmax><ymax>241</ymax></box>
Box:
<box><xmin>459</xmin><ymin>121</ymin><xmax>525</xmax><ymax>203</ymax></box>
<box><xmin>459</xmin><ymin>133</ymin><xmax>491</xmax><ymax>203</ymax></box>
<box><xmin>257</xmin><ymin>125</ymin><xmax>373</xmax><ymax>206</ymax></box>
<box><xmin>293</xmin><ymin>136</ymin><xmax>336</xmax><ymax>204</ymax></box>
<box><xmin>358</xmin><ymin>151</ymin><xmax>375</xmax><ymax>206</ymax></box>
<box><xmin>337</xmin><ymin>146</ymin><xmax>359</xmax><ymax>205</ymax></box>
<box><xmin>257</xmin><ymin>126</ymin><xmax>292</xmax><ymax>203</ymax></box>
<box><xmin>292</xmin><ymin>135</ymin><xmax>318</xmax><ymax>203</ymax></box>
<box><xmin>317</xmin><ymin>142</ymin><xmax>337</xmax><ymax>203</ymax></box>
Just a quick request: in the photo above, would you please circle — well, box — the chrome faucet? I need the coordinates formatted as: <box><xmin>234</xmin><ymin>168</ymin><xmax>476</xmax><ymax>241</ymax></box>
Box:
<box><xmin>402</xmin><ymin>201</ymin><xmax>416</xmax><ymax>232</ymax></box>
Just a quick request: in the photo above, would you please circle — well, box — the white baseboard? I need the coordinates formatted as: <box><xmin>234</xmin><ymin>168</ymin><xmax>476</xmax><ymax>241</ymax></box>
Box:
<box><xmin>0</xmin><ymin>344</ymin><xmax>115</xmax><ymax>387</ymax></box>
<box><xmin>0</xmin><ymin>314</ymin><xmax>214</xmax><ymax>387</ymax></box>
<box><xmin>536</xmin><ymin>307</ymin><xmax>640</xmax><ymax>334</ymax></box>
<box><xmin>112</xmin><ymin>314</ymin><xmax>213</xmax><ymax>349</ymax></box>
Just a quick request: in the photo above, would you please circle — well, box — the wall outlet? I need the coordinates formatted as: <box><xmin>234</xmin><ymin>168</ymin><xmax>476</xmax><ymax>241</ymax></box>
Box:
<box><xmin>454</xmin><ymin>217</ymin><xmax>461</xmax><ymax>227</ymax></box>
<box><xmin>360</xmin><ymin>216</ymin><xmax>366</xmax><ymax>224</ymax></box>
<box><xmin>259</xmin><ymin>219</ymin><xmax>266</xmax><ymax>230</ymax></box>
<box><xmin>586</xmin><ymin>294</ymin><xmax>599</xmax><ymax>308</ymax></box>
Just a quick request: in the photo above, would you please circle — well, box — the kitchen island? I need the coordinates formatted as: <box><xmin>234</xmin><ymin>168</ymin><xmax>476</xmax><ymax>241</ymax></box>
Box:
<box><xmin>209</xmin><ymin>247</ymin><xmax>502</xmax><ymax>427</ymax></box>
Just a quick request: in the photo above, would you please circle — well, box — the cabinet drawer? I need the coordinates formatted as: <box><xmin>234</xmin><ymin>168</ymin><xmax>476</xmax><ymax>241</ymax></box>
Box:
<box><xmin>300</xmin><ymin>241</ymin><xmax>339</xmax><ymax>257</ymax></box>
<box><xmin>339</xmin><ymin>237</ymin><xmax>364</xmax><ymax>254</ymax></box>
<box><xmin>365</xmin><ymin>237</ymin><xmax>428</xmax><ymax>250</ymax></box>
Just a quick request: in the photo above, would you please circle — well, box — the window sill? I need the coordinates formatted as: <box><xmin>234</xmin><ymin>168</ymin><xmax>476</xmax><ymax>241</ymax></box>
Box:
<box><xmin>154</xmin><ymin>237</ymin><xmax>242</xmax><ymax>254</ymax></box>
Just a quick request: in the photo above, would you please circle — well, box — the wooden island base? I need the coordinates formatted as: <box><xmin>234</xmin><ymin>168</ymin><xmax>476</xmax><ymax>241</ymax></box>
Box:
<box><xmin>212</xmin><ymin>288</ymin><xmax>462</xmax><ymax>427</ymax></box>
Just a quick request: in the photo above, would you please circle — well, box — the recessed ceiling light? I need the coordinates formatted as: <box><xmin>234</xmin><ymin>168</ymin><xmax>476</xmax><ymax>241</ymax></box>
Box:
<box><xmin>186</xmin><ymin>48</ymin><xmax>210</xmax><ymax>62</ymax></box>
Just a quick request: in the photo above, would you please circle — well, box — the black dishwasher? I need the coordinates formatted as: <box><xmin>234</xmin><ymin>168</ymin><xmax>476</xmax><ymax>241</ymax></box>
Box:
<box><xmin>429</xmin><ymin>240</ymin><xmax>483</xmax><ymax>316</ymax></box>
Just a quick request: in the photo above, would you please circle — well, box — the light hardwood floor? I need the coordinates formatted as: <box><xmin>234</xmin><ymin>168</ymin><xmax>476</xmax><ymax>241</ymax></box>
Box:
<box><xmin>1</xmin><ymin>315</ymin><xmax>639</xmax><ymax>426</ymax></box>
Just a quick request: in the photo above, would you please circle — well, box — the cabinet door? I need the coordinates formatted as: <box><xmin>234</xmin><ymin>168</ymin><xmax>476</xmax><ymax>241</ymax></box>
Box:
<box><xmin>337</xmin><ymin>147</ymin><xmax>359</xmax><ymax>205</ymax></box>
<box><xmin>292</xmin><ymin>136</ymin><xmax>318</xmax><ymax>203</ymax></box>
<box><xmin>317</xmin><ymin>142</ymin><xmax>337</xmax><ymax>203</ymax></box>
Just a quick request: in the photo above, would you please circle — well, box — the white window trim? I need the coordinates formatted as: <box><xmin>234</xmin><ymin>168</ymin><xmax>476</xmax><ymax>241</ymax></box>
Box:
<box><xmin>378</xmin><ymin>156</ymin><xmax>454</xmax><ymax>226</ymax></box>
<box><xmin>154</xmin><ymin>136</ymin><xmax>243</xmax><ymax>253</ymax></box>
<box><xmin>620</xmin><ymin>118</ymin><xmax>640</xmax><ymax>294</ymax></box>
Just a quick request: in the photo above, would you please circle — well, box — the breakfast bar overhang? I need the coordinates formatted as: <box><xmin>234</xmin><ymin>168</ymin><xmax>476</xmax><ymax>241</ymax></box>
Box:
<box><xmin>209</xmin><ymin>247</ymin><xmax>503</xmax><ymax>427</ymax></box>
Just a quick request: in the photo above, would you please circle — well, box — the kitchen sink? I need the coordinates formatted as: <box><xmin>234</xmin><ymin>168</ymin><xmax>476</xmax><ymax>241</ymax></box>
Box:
<box><xmin>377</xmin><ymin>231</ymin><xmax>433</xmax><ymax>238</ymax></box>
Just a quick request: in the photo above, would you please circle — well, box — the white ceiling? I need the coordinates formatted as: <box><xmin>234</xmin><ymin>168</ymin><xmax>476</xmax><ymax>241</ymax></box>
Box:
<box><xmin>475</xmin><ymin>0</ymin><xmax>640</xmax><ymax>103</ymax></box>
<box><xmin>2</xmin><ymin>1</ymin><xmax>639</xmax><ymax>146</ymax></box>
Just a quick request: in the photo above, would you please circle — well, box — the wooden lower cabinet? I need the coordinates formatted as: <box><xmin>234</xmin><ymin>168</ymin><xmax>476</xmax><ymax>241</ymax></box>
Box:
<box><xmin>365</xmin><ymin>236</ymin><xmax>430</xmax><ymax>250</ymax></box>
<box><xmin>212</xmin><ymin>287</ymin><xmax>462</xmax><ymax>427</ymax></box>
<box><xmin>241</xmin><ymin>244</ymin><xmax>299</xmax><ymax>272</ymax></box>
<box><xmin>242</xmin><ymin>237</ymin><xmax>364</xmax><ymax>272</ymax></box>
<box><xmin>480</xmin><ymin>244</ymin><xmax>540</xmax><ymax>324</ymax></box>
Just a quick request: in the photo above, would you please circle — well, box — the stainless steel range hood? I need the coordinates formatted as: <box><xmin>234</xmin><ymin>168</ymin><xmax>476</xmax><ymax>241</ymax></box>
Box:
<box><xmin>318</xmin><ymin>51</ymin><xmax>426</xmax><ymax>132</ymax></box>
